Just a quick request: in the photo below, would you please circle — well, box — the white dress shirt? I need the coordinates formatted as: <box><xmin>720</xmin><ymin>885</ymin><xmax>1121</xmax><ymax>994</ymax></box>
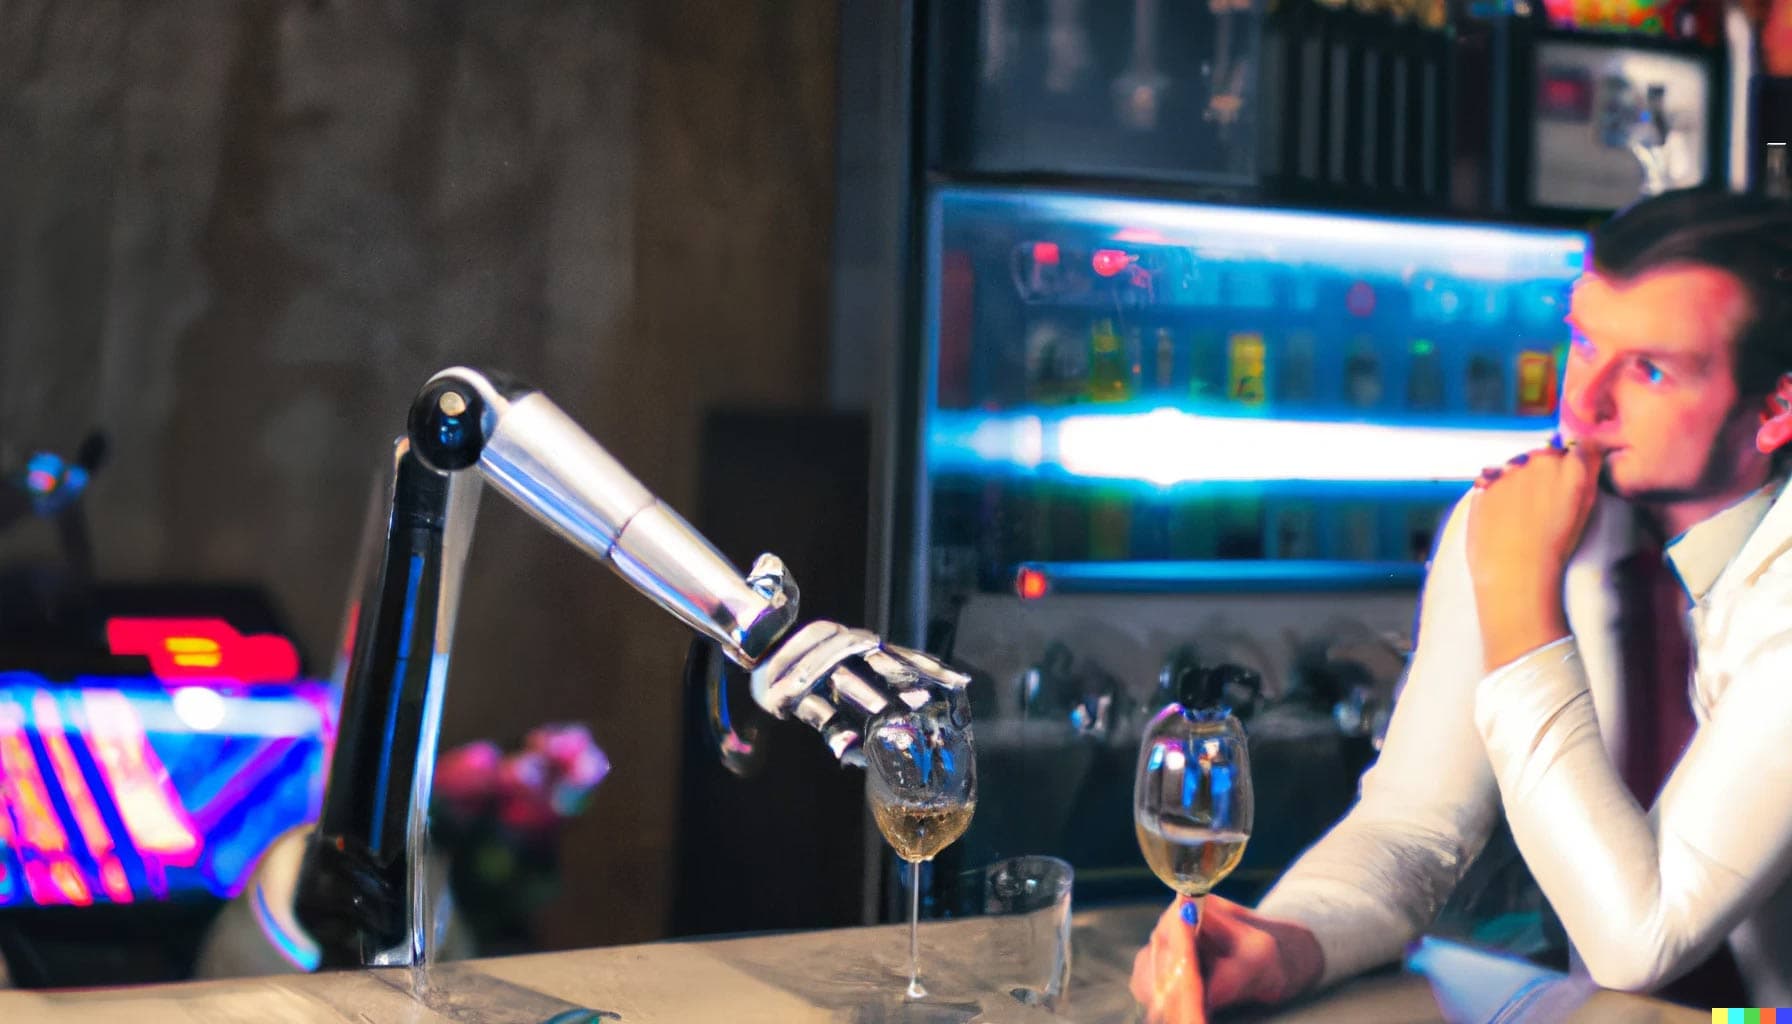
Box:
<box><xmin>1256</xmin><ymin>479</ymin><xmax>1792</xmax><ymax>1005</ymax></box>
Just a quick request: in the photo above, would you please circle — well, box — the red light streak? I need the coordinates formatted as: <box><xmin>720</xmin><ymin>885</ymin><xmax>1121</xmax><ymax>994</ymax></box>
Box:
<box><xmin>1092</xmin><ymin>249</ymin><xmax>1138</xmax><ymax>278</ymax></box>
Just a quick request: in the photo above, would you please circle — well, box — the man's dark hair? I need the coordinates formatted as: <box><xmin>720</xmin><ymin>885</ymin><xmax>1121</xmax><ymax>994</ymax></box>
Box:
<box><xmin>1591</xmin><ymin>188</ymin><xmax>1792</xmax><ymax>398</ymax></box>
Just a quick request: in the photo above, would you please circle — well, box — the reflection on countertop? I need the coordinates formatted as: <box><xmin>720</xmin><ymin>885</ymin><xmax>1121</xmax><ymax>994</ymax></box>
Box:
<box><xmin>0</xmin><ymin>903</ymin><xmax>1706</xmax><ymax>1023</ymax></box>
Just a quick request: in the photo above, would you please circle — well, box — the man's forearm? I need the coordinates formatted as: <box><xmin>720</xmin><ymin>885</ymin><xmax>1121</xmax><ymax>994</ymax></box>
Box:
<box><xmin>1257</xmin><ymin>814</ymin><xmax>1494</xmax><ymax>988</ymax></box>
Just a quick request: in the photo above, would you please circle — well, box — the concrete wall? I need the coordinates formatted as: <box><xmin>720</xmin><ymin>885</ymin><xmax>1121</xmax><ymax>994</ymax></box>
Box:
<box><xmin>0</xmin><ymin>0</ymin><xmax>837</xmax><ymax>950</ymax></box>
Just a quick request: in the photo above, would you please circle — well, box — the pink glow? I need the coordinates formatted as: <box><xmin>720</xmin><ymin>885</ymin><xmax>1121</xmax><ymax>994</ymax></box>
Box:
<box><xmin>81</xmin><ymin>689</ymin><xmax>203</xmax><ymax>868</ymax></box>
<box><xmin>1111</xmin><ymin>227</ymin><xmax>1169</xmax><ymax>244</ymax></box>
<box><xmin>48</xmin><ymin>860</ymin><xmax>92</xmax><ymax>906</ymax></box>
<box><xmin>106</xmin><ymin>618</ymin><xmax>300</xmax><ymax>684</ymax></box>
<box><xmin>0</xmin><ymin>695</ymin><xmax>89</xmax><ymax>904</ymax></box>
<box><xmin>32</xmin><ymin>692</ymin><xmax>132</xmax><ymax>903</ymax></box>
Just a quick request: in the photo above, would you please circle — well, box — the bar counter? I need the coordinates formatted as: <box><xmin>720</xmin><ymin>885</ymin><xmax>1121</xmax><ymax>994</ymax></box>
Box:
<box><xmin>0</xmin><ymin>903</ymin><xmax>1706</xmax><ymax>1023</ymax></box>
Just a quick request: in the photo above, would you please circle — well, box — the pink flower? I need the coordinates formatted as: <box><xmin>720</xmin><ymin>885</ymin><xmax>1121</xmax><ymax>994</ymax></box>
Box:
<box><xmin>434</xmin><ymin>740</ymin><xmax>503</xmax><ymax>818</ymax></box>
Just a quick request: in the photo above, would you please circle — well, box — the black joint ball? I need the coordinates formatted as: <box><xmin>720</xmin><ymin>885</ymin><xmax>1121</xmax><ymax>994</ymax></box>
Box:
<box><xmin>408</xmin><ymin>376</ymin><xmax>492</xmax><ymax>472</ymax></box>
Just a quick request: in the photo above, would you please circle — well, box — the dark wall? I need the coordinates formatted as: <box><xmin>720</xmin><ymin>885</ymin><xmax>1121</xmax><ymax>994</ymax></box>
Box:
<box><xmin>0</xmin><ymin>0</ymin><xmax>838</xmax><ymax>950</ymax></box>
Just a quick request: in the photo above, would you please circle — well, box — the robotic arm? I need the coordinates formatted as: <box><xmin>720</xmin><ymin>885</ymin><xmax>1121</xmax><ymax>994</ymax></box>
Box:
<box><xmin>289</xmin><ymin>367</ymin><xmax>967</xmax><ymax>969</ymax></box>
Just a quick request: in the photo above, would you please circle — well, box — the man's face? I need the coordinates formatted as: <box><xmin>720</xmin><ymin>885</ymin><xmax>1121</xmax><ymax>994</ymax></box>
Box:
<box><xmin>1560</xmin><ymin>264</ymin><xmax>1767</xmax><ymax>504</ymax></box>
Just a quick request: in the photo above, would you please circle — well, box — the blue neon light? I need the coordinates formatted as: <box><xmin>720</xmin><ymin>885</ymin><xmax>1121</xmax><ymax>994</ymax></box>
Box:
<box><xmin>0</xmin><ymin>672</ymin><xmax>333</xmax><ymax>907</ymax></box>
<box><xmin>1017</xmin><ymin>560</ymin><xmax>1426</xmax><ymax>592</ymax></box>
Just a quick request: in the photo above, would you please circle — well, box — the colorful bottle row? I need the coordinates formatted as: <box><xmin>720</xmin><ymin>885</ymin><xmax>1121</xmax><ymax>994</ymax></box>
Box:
<box><xmin>1015</xmin><ymin>315</ymin><xmax>1563</xmax><ymax>417</ymax></box>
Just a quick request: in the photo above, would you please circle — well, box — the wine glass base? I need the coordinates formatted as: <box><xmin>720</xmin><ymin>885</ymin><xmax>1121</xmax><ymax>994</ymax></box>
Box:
<box><xmin>906</xmin><ymin>979</ymin><xmax>929</xmax><ymax>1000</ymax></box>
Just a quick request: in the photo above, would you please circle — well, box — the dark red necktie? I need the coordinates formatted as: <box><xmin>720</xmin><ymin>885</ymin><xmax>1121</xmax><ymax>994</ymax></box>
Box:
<box><xmin>1613</xmin><ymin>538</ymin><xmax>1746</xmax><ymax>1007</ymax></box>
<box><xmin>1615</xmin><ymin>541</ymin><xmax>1696</xmax><ymax>805</ymax></box>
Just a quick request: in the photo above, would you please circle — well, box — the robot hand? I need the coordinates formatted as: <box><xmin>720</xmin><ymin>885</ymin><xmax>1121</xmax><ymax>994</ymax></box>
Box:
<box><xmin>750</xmin><ymin>618</ymin><xmax>973</xmax><ymax>767</ymax></box>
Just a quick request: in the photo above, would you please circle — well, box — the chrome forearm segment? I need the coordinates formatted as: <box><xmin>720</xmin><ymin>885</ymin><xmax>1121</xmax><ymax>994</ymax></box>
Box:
<box><xmin>408</xmin><ymin>367</ymin><xmax>798</xmax><ymax>667</ymax></box>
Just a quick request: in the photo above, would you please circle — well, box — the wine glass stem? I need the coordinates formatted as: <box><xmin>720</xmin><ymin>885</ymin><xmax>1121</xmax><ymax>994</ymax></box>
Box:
<box><xmin>906</xmin><ymin>858</ymin><xmax>926</xmax><ymax>999</ymax></box>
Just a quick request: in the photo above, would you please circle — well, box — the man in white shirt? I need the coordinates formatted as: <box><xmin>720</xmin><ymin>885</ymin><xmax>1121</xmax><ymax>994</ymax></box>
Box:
<box><xmin>1131</xmin><ymin>188</ymin><xmax>1792</xmax><ymax>1022</ymax></box>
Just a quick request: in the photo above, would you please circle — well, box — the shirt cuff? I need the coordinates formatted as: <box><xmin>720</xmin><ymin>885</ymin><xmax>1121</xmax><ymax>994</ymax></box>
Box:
<box><xmin>1256</xmin><ymin>879</ymin><xmax>1419</xmax><ymax>990</ymax></box>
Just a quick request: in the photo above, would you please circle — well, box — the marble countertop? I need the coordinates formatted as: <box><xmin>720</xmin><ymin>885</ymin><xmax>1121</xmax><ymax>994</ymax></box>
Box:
<box><xmin>0</xmin><ymin>903</ymin><xmax>1708</xmax><ymax>1023</ymax></box>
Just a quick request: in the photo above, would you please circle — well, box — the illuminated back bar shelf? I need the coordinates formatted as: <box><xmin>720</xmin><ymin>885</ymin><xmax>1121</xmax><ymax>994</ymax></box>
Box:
<box><xmin>920</xmin><ymin>186</ymin><xmax>1588</xmax><ymax>593</ymax></box>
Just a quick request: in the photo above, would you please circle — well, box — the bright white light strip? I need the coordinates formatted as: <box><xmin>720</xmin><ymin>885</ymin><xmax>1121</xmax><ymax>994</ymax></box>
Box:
<box><xmin>131</xmin><ymin>690</ymin><xmax>323</xmax><ymax>738</ymax></box>
<box><xmin>968</xmin><ymin>414</ymin><xmax>1044</xmax><ymax>469</ymax></box>
<box><xmin>1055</xmin><ymin>408</ymin><xmax>1550</xmax><ymax>485</ymax></box>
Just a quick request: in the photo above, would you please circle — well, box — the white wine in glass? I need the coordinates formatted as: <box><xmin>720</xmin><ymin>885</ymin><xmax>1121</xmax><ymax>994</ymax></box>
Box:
<box><xmin>866</xmin><ymin>706</ymin><xmax>977</xmax><ymax>1000</ymax></box>
<box><xmin>1133</xmin><ymin>703</ymin><xmax>1252</xmax><ymax>926</ymax></box>
<box><xmin>872</xmin><ymin>800</ymin><xmax>978</xmax><ymax>863</ymax></box>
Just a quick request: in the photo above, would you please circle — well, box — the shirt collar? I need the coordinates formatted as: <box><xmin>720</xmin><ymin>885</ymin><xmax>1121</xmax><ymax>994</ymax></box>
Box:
<box><xmin>1665</xmin><ymin>479</ymin><xmax>1785</xmax><ymax>602</ymax></box>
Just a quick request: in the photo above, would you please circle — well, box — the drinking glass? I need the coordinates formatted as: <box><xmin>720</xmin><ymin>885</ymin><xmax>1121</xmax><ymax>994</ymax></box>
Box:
<box><xmin>865</xmin><ymin>704</ymin><xmax>978</xmax><ymax>999</ymax></box>
<box><xmin>1132</xmin><ymin>703</ymin><xmax>1252</xmax><ymax>930</ymax></box>
<box><xmin>977</xmin><ymin>855</ymin><xmax>1074</xmax><ymax>1011</ymax></box>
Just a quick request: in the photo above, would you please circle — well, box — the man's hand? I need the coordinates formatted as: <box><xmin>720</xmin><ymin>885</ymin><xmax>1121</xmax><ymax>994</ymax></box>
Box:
<box><xmin>1129</xmin><ymin>895</ymin><xmax>1325</xmax><ymax>1023</ymax></box>
<box><xmin>1465</xmin><ymin>441</ymin><xmax>1605</xmax><ymax>671</ymax></box>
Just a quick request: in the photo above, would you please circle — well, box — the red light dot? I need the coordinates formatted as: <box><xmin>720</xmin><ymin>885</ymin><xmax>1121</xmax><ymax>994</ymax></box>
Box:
<box><xmin>1016</xmin><ymin>567</ymin><xmax>1049</xmax><ymax>600</ymax></box>
<box><xmin>1031</xmin><ymin>241</ymin><xmax>1061</xmax><ymax>265</ymax></box>
<box><xmin>1092</xmin><ymin>249</ymin><xmax>1136</xmax><ymax>278</ymax></box>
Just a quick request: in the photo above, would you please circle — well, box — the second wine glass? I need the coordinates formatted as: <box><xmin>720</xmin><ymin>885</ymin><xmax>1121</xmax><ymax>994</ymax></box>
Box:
<box><xmin>865</xmin><ymin>704</ymin><xmax>978</xmax><ymax>1000</ymax></box>
<box><xmin>1133</xmin><ymin>703</ymin><xmax>1253</xmax><ymax>929</ymax></box>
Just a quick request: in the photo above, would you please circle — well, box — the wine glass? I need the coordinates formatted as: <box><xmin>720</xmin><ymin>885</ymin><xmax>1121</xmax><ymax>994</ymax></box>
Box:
<box><xmin>865</xmin><ymin>703</ymin><xmax>978</xmax><ymax>1000</ymax></box>
<box><xmin>1133</xmin><ymin>702</ymin><xmax>1252</xmax><ymax>931</ymax></box>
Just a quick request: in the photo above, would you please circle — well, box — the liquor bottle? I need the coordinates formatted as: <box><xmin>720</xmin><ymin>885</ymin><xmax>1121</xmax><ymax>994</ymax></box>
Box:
<box><xmin>1089</xmin><ymin>486</ymin><xmax>1134</xmax><ymax>561</ymax></box>
<box><xmin>1328</xmin><ymin>0</ymin><xmax>1376</xmax><ymax>194</ymax></box>
<box><xmin>1266</xmin><ymin>502</ymin><xmax>1320</xmax><ymax>559</ymax></box>
<box><xmin>1412</xmin><ymin>0</ymin><xmax>1451</xmax><ymax>202</ymax></box>
<box><xmin>1279</xmin><ymin>330</ymin><xmax>1319</xmax><ymax>404</ymax></box>
<box><xmin>1152</xmin><ymin>326</ymin><xmax>1179</xmax><ymax>395</ymax></box>
<box><xmin>1345</xmin><ymin>335</ymin><xmax>1384</xmax><ymax>409</ymax></box>
<box><xmin>1024</xmin><ymin>318</ymin><xmax>1075</xmax><ymax>405</ymax></box>
<box><xmin>1228</xmin><ymin>332</ymin><xmax>1270</xmax><ymax>406</ymax></box>
<box><xmin>1406</xmin><ymin>338</ymin><xmax>1445</xmax><ymax>410</ymax></box>
<box><xmin>1169</xmin><ymin>490</ymin><xmax>1220</xmax><ymax>560</ymax></box>
<box><xmin>1021</xmin><ymin>478</ymin><xmax>1058</xmax><ymax>564</ymax></box>
<box><xmin>1376</xmin><ymin>0</ymin><xmax>1419</xmax><ymax>197</ymax></box>
<box><xmin>1215</xmin><ymin>490</ymin><xmax>1266</xmax><ymax>559</ymax></box>
<box><xmin>1465</xmin><ymin>352</ymin><xmax>1506</xmax><ymax>413</ymax></box>
<box><xmin>1088</xmin><ymin>318</ymin><xmax>1135</xmax><ymax>402</ymax></box>
<box><xmin>1188</xmin><ymin>329</ymin><xmax>1227</xmax><ymax>404</ymax></box>
<box><xmin>1133</xmin><ymin>496</ymin><xmax>1174</xmax><ymax>560</ymax></box>
<box><xmin>1338</xmin><ymin>503</ymin><xmax>1379</xmax><ymax>561</ymax></box>
<box><xmin>938</xmin><ymin>250</ymin><xmax>976</xmax><ymax>409</ymax></box>
<box><xmin>1405</xmin><ymin>504</ymin><xmax>1443</xmax><ymax>562</ymax></box>
<box><xmin>1048</xmin><ymin>480</ymin><xmax>1093</xmax><ymax>562</ymax></box>
<box><xmin>1353</xmin><ymin>0</ymin><xmax>1394</xmax><ymax>194</ymax></box>
<box><xmin>1516</xmin><ymin>349</ymin><xmax>1559</xmax><ymax>417</ymax></box>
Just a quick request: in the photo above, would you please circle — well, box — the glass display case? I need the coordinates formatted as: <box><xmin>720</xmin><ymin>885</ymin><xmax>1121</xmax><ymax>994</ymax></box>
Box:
<box><xmin>893</xmin><ymin>185</ymin><xmax>1589</xmax><ymax>907</ymax></box>
<box><xmin>921</xmin><ymin>185</ymin><xmax>1589</xmax><ymax>604</ymax></box>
